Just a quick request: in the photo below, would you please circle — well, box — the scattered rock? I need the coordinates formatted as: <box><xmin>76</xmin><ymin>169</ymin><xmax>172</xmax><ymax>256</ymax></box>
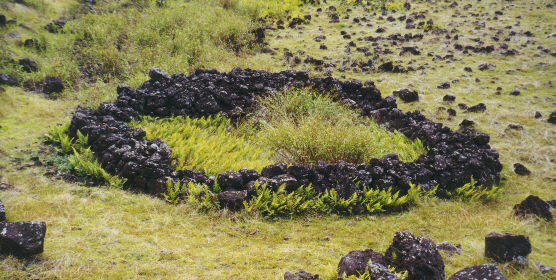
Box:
<box><xmin>510</xmin><ymin>88</ymin><xmax>520</xmax><ymax>96</ymax></box>
<box><xmin>534</xmin><ymin>111</ymin><xmax>542</xmax><ymax>119</ymax></box>
<box><xmin>437</xmin><ymin>82</ymin><xmax>450</xmax><ymax>89</ymax></box>
<box><xmin>443</xmin><ymin>95</ymin><xmax>456</xmax><ymax>103</ymax></box>
<box><xmin>0</xmin><ymin>14</ymin><xmax>6</xmax><ymax>27</ymax></box>
<box><xmin>513</xmin><ymin>163</ymin><xmax>530</xmax><ymax>176</ymax></box>
<box><xmin>216</xmin><ymin>190</ymin><xmax>247</xmax><ymax>210</ymax></box>
<box><xmin>448</xmin><ymin>264</ymin><xmax>507</xmax><ymax>280</ymax></box>
<box><xmin>148</xmin><ymin>67</ymin><xmax>171</xmax><ymax>81</ymax></box>
<box><xmin>0</xmin><ymin>199</ymin><xmax>5</xmax><ymax>221</ymax></box>
<box><xmin>44</xmin><ymin>17</ymin><xmax>66</xmax><ymax>33</ymax></box>
<box><xmin>385</xmin><ymin>231</ymin><xmax>445</xmax><ymax>280</ymax></box>
<box><xmin>393</xmin><ymin>89</ymin><xmax>419</xmax><ymax>102</ymax></box>
<box><xmin>0</xmin><ymin>221</ymin><xmax>47</xmax><ymax>257</ymax></box>
<box><xmin>437</xmin><ymin>241</ymin><xmax>462</xmax><ymax>257</ymax></box>
<box><xmin>0</xmin><ymin>73</ymin><xmax>18</xmax><ymax>86</ymax></box>
<box><xmin>548</xmin><ymin>111</ymin><xmax>556</xmax><ymax>124</ymax></box>
<box><xmin>513</xmin><ymin>195</ymin><xmax>553</xmax><ymax>221</ymax></box>
<box><xmin>467</xmin><ymin>103</ymin><xmax>486</xmax><ymax>113</ymax></box>
<box><xmin>338</xmin><ymin>249</ymin><xmax>387</xmax><ymax>277</ymax></box>
<box><xmin>217</xmin><ymin>171</ymin><xmax>244</xmax><ymax>191</ymax></box>
<box><xmin>367</xmin><ymin>263</ymin><xmax>403</xmax><ymax>280</ymax></box>
<box><xmin>484</xmin><ymin>232</ymin><xmax>531</xmax><ymax>263</ymax></box>
<box><xmin>261</xmin><ymin>162</ymin><xmax>287</xmax><ymax>178</ymax></box>
<box><xmin>43</xmin><ymin>76</ymin><xmax>64</xmax><ymax>94</ymax></box>
<box><xmin>18</xmin><ymin>57</ymin><xmax>38</xmax><ymax>72</ymax></box>
<box><xmin>538</xmin><ymin>263</ymin><xmax>553</xmax><ymax>274</ymax></box>
<box><xmin>459</xmin><ymin>119</ymin><xmax>475</xmax><ymax>128</ymax></box>
<box><xmin>283</xmin><ymin>270</ymin><xmax>320</xmax><ymax>280</ymax></box>
<box><xmin>447</xmin><ymin>108</ymin><xmax>456</xmax><ymax>116</ymax></box>
<box><xmin>478</xmin><ymin>63</ymin><xmax>495</xmax><ymax>71</ymax></box>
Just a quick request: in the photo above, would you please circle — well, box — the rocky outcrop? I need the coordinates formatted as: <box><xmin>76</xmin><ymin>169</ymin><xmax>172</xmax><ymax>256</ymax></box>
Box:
<box><xmin>337</xmin><ymin>249</ymin><xmax>387</xmax><ymax>277</ymax></box>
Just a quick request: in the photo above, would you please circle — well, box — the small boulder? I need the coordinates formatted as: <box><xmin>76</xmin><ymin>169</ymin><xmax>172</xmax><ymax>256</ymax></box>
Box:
<box><xmin>261</xmin><ymin>162</ymin><xmax>287</xmax><ymax>178</ymax></box>
<box><xmin>148</xmin><ymin>68</ymin><xmax>171</xmax><ymax>81</ymax></box>
<box><xmin>216</xmin><ymin>190</ymin><xmax>247</xmax><ymax>210</ymax></box>
<box><xmin>0</xmin><ymin>221</ymin><xmax>47</xmax><ymax>257</ymax></box>
<box><xmin>0</xmin><ymin>199</ymin><xmax>5</xmax><ymax>221</ymax></box>
<box><xmin>484</xmin><ymin>232</ymin><xmax>531</xmax><ymax>263</ymax></box>
<box><xmin>459</xmin><ymin>119</ymin><xmax>475</xmax><ymax>129</ymax></box>
<box><xmin>437</xmin><ymin>241</ymin><xmax>462</xmax><ymax>257</ymax></box>
<box><xmin>338</xmin><ymin>249</ymin><xmax>387</xmax><ymax>277</ymax></box>
<box><xmin>274</xmin><ymin>174</ymin><xmax>299</xmax><ymax>191</ymax></box>
<box><xmin>437</xmin><ymin>82</ymin><xmax>450</xmax><ymax>89</ymax></box>
<box><xmin>385</xmin><ymin>231</ymin><xmax>445</xmax><ymax>280</ymax></box>
<box><xmin>367</xmin><ymin>263</ymin><xmax>403</xmax><ymax>280</ymax></box>
<box><xmin>217</xmin><ymin>171</ymin><xmax>244</xmax><ymax>191</ymax></box>
<box><xmin>0</xmin><ymin>14</ymin><xmax>6</xmax><ymax>27</ymax></box>
<box><xmin>548</xmin><ymin>111</ymin><xmax>556</xmax><ymax>124</ymax></box>
<box><xmin>467</xmin><ymin>103</ymin><xmax>486</xmax><ymax>113</ymax></box>
<box><xmin>18</xmin><ymin>57</ymin><xmax>38</xmax><ymax>72</ymax></box>
<box><xmin>44</xmin><ymin>18</ymin><xmax>66</xmax><ymax>33</ymax></box>
<box><xmin>513</xmin><ymin>163</ymin><xmax>530</xmax><ymax>176</ymax></box>
<box><xmin>393</xmin><ymin>89</ymin><xmax>419</xmax><ymax>103</ymax></box>
<box><xmin>513</xmin><ymin>195</ymin><xmax>553</xmax><ymax>221</ymax></box>
<box><xmin>509</xmin><ymin>88</ymin><xmax>520</xmax><ymax>96</ymax></box>
<box><xmin>43</xmin><ymin>76</ymin><xmax>64</xmax><ymax>94</ymax></box>
<box><xmin>443</xmin><ymin>95</ymin><xmax>456</xmax><ymax>103</ymax></box>
<box><xmin>238</xmin><ymin>168</ymin><xmax>260</xmax><ymax>183</ymax></box>
<box><xmin>283</xmin><ymin>270</ymin><xmax>320</xmax><ymax>280</ymax></box>
<box><xmin>0</xmin><ymin>73</ymin><xmax>18</xmax><ymax>86</ymax></box>
<box><xmin>448</xmin><ymin>264</ymin><xmax>507</xmax><ymax>280</ymax></box>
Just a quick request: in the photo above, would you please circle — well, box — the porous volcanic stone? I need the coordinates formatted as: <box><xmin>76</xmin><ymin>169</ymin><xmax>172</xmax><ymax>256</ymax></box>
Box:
<box><xmin>448</xmin><ymin>263</ymin><xmax>507</xmax><ymax>280</ymax></box>
<box><xmin>513</xmin><ymin>163</ymin><xmax>530</xmax><ymax>176</ymax></box>
<box><xmin>548</xmin><ymin>111</ymin><xmax>556</xmax><ymax>124</ymax></box>
<box><xmin>44</xmin><ymin>17</ymin><xmax>66</xmax><ymax>33</ymax></box>
<box><xmin>367</xmin><ymin>263</ymin><xmax>403</xmax><ymax>280</ymax></box>
<box><xmin>0</xmin><ymin>73</ymin><xmax>18</xmax><ymax>86</ymax></box>
<box><xmin>513</xmin><ymin>195</ymin><xmax>553</xmax><ymax>221</ymax></box>
<box><xmin>393</xmin><ymin>89</ymin><xmax>419</xmax><ymax>102</ymax></box>
<box><xmin>0</xmin><ymin>199</ymin><xmax>5</xmax><ymax>221</ymax></box>
<box><xmin>261</xmin><ymin>162</ymin><xmax>287</xmax><ymax>178</ymax></box>
<box><xmin>216</xmin><ymin>190</ymin><xmax>247</xmax><ymax>210</ymax></box>
<box><xmin>0</xmin><ymin>221</ymin><xmax>46</xmax><ymax>257</ymax></box>
<box><xmin>385</xmin><ymin>231</ymin><xmax>445</xmax><ymax>280</ymax></box>
<box><xmin>283</xmin><ymin>270</ymin><xmax>320</xmax><ymax>280</ymax></box>
<box><xmin>338</xmin><ymin>249</ymin><xmax>387</xmax><ymax>277</ymax></box>
<box><xmin>484</xmin><ymin>232</ymin><xmax>531</xmax><ymax>263</ymax></box>
<box><xmin>43</xmin><ymin>76</ymin><xmax>64</xmax><ymax>94</ymax></box>
<box><xmin>217</xmin><ymin>171</ymin><xmax>244</xmax><ymax>191</ymax></box>
<box><xmin>18</xmin><ymin>57</ymin><xmax>38</xmax><ymax>72</ymax></box>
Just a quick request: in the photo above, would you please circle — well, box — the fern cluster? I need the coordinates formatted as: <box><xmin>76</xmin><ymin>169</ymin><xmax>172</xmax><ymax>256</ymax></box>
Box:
<box><xmin>445</xmin><ymin>178</ymin><xmax>502</xmax><ymax>202</ymax></box>
<box><xmin>131</xmin><ymin>115</ymin><xmax>273</xmax><ymax>176</ymax></box>
<box><xmin>164</xmin><ymin>179</ymin><xmax>220</xmax><ymax>211</ymax></box>
<box><xmin>46</xmin><ymin>123</ymin><xmax>127</xmax><ymax>188</ymax></box>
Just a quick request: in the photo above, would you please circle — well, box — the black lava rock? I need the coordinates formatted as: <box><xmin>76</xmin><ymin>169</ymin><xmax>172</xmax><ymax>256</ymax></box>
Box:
<box><xmin>148</xmin><ymin>67</ymin><xmax>171</xmax><ymax>81</ymax></box>
<box><xmin>513</xmin><ymin>163</ymin><xmax>530</xmax><ymax>176</ymax></box>
<box><xmin>484</xmin><ymin>232</ymin><xmax>531</xmax><ymax>263</ymax></box>
<box><xmin>0</xmin><ymin>73</ymin><xmax>18</xmax><ymax>86</ymax></box>
<box><xmin>513</xmin><ymin>195</ymin><xmax>553</xmax><ymax>221</ymax></box>
<box><xmin>261</xmin><ymin>162</ymin><xmax>287</xmax><ymax>178</ymax></box>
<box><xmin>18</xmin><ymin>57</ymin><xmax>38</xmax><ymax>72</ymax></box>
<box><xmin>239</xmin><ymin>168</ymin><xmax>260</xmax><ymax>183</ymax></box>
<box><xmin>437</xmin><ymin>241</ymin><xmax>462</xmax><ymax>257</ymax></box>
<box><xmin>283</xmin><ymin>270</ymin><xmax>320</xmax><ymax>280</ymax></box>
<box><xmin>448</xmin><ymin>264</ymin><xmax>507</xmax><ymax>280</ymax></box>
<box><xmin>368</xmin><ymin>263</ymin><xmax>403</xmax><ymax>280</ymax></box>
<box><xmin>510</xmin><ymin>88</ymin><xmax>520</xmax><ymax>96</ymax></box>
<box><xmin>548</xmin><ymin>111</ymin><xmax>556</xmax><ymax>124</ymax></box>
<box><xmin>393</xmin><ymin>89</ymin><xmax>419</xmax><ymax>102</ymax></box>
<box><xmin>337</xmin><ymin>249</ymin><xmax>387</xmax><ymax>277</ymax></box>
<box><xmin>0</xmin><ymin>221</ymin><xmax>46</xmax><ymax>257</ymax></box>
<box><xmin>44</xmin><ymin>17</ymin><xmax>66</xmax><ymax>33</ymax></box>
<box><xmin>385</xmin><ymin>231</ymin><xmax>445</xmax><ymax>280</ymax></box>
<box><xmin>217</xmin><ymin>171</ymin><xmax>244</xmax><ymax>191</ymax></box>
<box><xmin>216</xmin><ymin>190</ymin><xmax>247</xmax><ymax>210</ymax></box>
<box><xmin>467</xmin><ymin>103</ymin><xmax>486</xmax><ymax>113</ymax></box>
<box><xmin>443</xmin><ymin>95</ymin><xmax>456</xmax><ymax>103</ymax></box>
<box><xmin>0</xmin><ymin>199</ymin><xmax>5</xmax><ymax>221</ymax></box>
<box><xmin>438</xmin><ymin>82</ymin><xmax>450</xmax><ymax>89</ymax></box>
<box><xmin>0</xmin><ymin>14</ymin><xmax>6</xmax><ymax>27</ymax></box>
<box><xmin>43</xmin><ymin>76</ymin><xmax>64</xmax><ymax>94</ymax></box>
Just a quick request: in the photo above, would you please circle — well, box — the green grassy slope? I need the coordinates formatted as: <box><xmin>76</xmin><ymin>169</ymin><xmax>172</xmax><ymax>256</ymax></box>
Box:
<box><xmin>0</xmin><ymin>0</ymin><xmax>554</xmax><ymax>279</ymax></box>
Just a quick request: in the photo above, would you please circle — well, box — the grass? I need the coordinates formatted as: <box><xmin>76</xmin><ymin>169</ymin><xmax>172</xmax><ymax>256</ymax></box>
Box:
<box><xmin>0</xmin><ymin>0</ymin><xmax>555</xmax><ymax>279</ymax></box>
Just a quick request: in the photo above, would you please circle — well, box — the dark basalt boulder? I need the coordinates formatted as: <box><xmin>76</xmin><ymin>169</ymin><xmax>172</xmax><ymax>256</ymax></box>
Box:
<box><xmin>548</xmin><ymin>111</ymin><xmax>556</xmax><ymax>124</ymax></box>
<box><xmin>261</xmin><ymin>162</ymin><xmax>287</xmax><ymax>178</ymax></box>
<box><xmin>18</xmin><ymin>57</ymin><xmax>38</xmax><ymax>72</ymax></box>
<box><xmin>437</xmin><ymin>241</ymin><xmax>462</xmax><ymax>257</ymax></box>
<box><xmin>448</xmin><ymin>264</ymin><xmax>507</xmax><ymax>280</ymax></box>
<box><xmin>0</xmin><ymin>221</ymin><xmax>46</xmax><ymax>257</ymax></box>
<box><xmin>283</xmin><ymin>270</ymin><xmax>320</xmax><ymax>280</ymax></box>
<box><xmin>443</xmin><ymin>95</ymin><xmax>456</xmax><ymax>103</ymax></box>
<box><xmin>0</xmin><ymin>14</ymin><xmax>6</xmax><ymax>27</ymax></box>
<box><xmin>513</xmin><ymin>163</ymin><xmax>530</xmax><ymax>176</ymax></box>
<box><xmin>437</xmin><ymin>82</ymin><xmax>450</xmax><ymax>89</ymax></box>
<box><xmin>467</xmin><ymin>103</ymin><xmax>486</xmax><ymax>113</ymax></box>
<box><xmin>338</xmin><ymin>249</ymin><xmax>387</xmax><ymax>278</ymax></box>
<box><xmin>148</xmin><ymin>67</ymin><xmax>171</xmax><ymax>81</ymax></box>
<box><xmin>385</xmin><ymin>231</ymin><xmax>445</xmax><ymax>280</ymax></box>
<box><xmin>217</xmin><ymin>171</ymin><xmax>244</xmax><ymax>191</ymax></box>
<box><xmin>368</xmin><ymin>263</ymin><xmax>403</xmax><ymax>280</ymax></box>
<box><xmin>484</xmin><ymin>233</ymin><xmax>531</xmax><ymax>263</ymax></box>
<box><xmin>513</xmin><ymin>195</ymin><xmax>553</xmax><ymax>221</ymax></box>
<box><xmin>44</xmin><ymin>17</ymin><xmax>66</xmax><ymax>33</ymax></box>
<box><xmin>0</xmin><ymin>199</ymin><xmax>5</xmax><ymax>221</ymax></box>
<box><xmin>216</xmin><ymin>190</ymin><xmax>247</xmax><ymax>210</ymax></box>
<box><xmin>393</xmin><ymin>89</ymin><xmax>419</xmax><ymax>103</ymax></box>
<box><xmin>0</xmin><ymin>73</ymin><xmax>18</xmax><ymax>86</ymax></box>
<box><xmin>43</xmin><ymin>76</ymin><xmax>64</xmax><ymax>94</ymax></box>
<box><xmin>239</xmin><ymin>168</ymin><xmax>260</xmax><ymax>183</ymax></box>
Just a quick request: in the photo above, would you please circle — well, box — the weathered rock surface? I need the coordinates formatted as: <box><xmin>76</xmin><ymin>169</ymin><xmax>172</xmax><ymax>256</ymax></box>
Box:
<box><xmin>0</xmin><ymin>73</ymin><xmax>18</xmax><ymax>86</ymax></box>
<box><xmin>513</xmin><ymin>163</ymin><xmax>530</xmax><ymax>176</ymax></box>
<box><xmin>393</xmin><ymin>89</ymin><xmax>419</xmax><ymax>102</ymax></box>
<box><xmin>337</xmin><ymin>249</ymin><xmax>387</xmax><ymax>277</ymax></box>
<box><xmin>385</xmin><ymin>231</ymin><xmax>445</xmax><ymax>280</ymax></box>
<box><xmin>43</xmin><ymin>76</ymin><xmax>64</xmax><ymax>94</ymax></box>
<box><xmin>513</xmin><ymin>195</ymin><xmax>553</xmax><ymax>221</ymax></box>
<box><xmin>216</xmin><ymin>190</ymin><xmax>247</xmax><ymax>210</ymax></box>
<box><xmin>448</xmin><ymin>264</ymin><xmax>507</xmax><ymax>280</ymax></box>
<box><xmin>0</xmin><ymin>221</ymin><xmax>46</xmax><ymax>257</ymax></box>
<box><xmin>18</xmin><ymin>57</ymin><xmax>38</xmax><ymax>72</ymax></box>
<box><xmin>484</xmin><ymin>232</ymin><xmax>531</xmax><ymax>263</ymax></box>
<box><xmin>0</xmin><ymin>199</ymin><xmax>5</xmax><ymax>221</ymax></box>
<box><xmin>283</xmin><ymin>270</ymin><xmax>320</xmax><ymax>280</ymax></box>
<box><xmin>367</xmin><ymin>263</ymin><xmax>403</xmax><ymax>280</ymax></box>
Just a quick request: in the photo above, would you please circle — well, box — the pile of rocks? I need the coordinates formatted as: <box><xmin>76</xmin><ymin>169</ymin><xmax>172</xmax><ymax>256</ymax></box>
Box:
<box><xmin>284</xmin><ymin>230</ymin><xmax>526</xmax><ymax>280</ymax></box>
<box><xmin>0</xmin><ymin>199</ymin><xmax>46</xmax><ymax>258</ymax></box>
<box><xmin>68</xmin><ymin>68</ymin><xmax>502</xmax><ymax>207</ymax></box>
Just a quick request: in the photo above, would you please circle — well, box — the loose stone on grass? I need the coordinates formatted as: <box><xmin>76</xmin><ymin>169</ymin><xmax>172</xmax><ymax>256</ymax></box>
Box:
<box><xmin>448</xmin><ymin>264</ymin><xmax>507</xmax><ymax>280</ymax></box>
<box><xmin>0</xmin><ymin>221</ymin><xmax>47</xmax><ymax>257</ymax></box>
<box><xmin>484</xmin><ymin>232</ymin><xmax>531</xmax><ymax>263</ymax></box>
<box><xmin>513</xmin><ymin>195</ymin><xmax>553</xmax><ymax>221</ymax></box>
